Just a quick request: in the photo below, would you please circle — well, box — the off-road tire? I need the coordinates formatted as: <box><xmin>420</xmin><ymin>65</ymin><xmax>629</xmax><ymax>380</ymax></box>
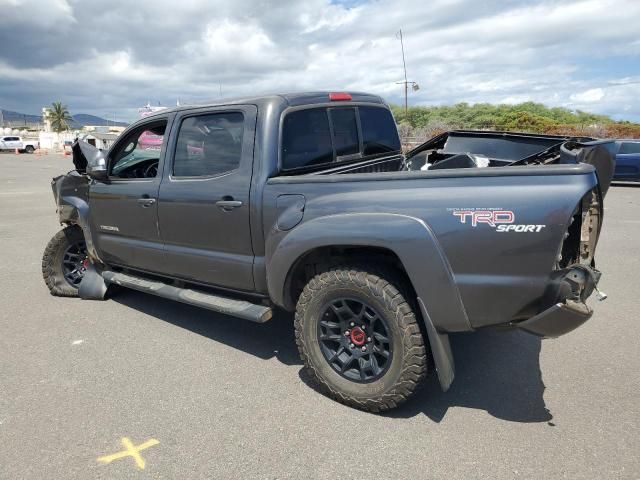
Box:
<box><xmin>42</xmin><ymin>225</ymin><xmax>84</xmax><ymax>297</ymax></box>
<box><xmin>295</xmin><ymin>266</ymin><xmax>429</xmax><ymax>412</ymax></box>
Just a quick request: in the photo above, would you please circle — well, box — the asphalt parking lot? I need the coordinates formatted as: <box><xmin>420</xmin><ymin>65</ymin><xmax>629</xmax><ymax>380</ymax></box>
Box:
<box><xmin>1</xmin><ymin>153</ymin><xmax>638</xmax><ymax>479</ymax></box>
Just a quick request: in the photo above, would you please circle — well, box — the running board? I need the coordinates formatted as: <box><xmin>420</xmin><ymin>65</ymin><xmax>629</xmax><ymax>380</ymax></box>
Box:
<box><xmin>102</xmin><ymin>271</ymin><xmax>272</xmax><ymax>323</ymax></box>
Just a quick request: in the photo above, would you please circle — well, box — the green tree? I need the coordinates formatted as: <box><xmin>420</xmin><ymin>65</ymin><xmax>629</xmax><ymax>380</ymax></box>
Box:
<box><xmin>389</xmin><ymin>101</ymin><xmax>631</xmax><ymax>133</ymax></box>
<box><xmin>47</xmin><ymin>101</ymin><xmax>73</xmax><ymax>133</ymax></box>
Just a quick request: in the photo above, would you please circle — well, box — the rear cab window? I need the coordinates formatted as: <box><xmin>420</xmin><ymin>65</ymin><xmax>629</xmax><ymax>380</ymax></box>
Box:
<box><xmin>281</xmin><ymin>105</ymin><xmax>400</xmax><ymax>172</ymax></box>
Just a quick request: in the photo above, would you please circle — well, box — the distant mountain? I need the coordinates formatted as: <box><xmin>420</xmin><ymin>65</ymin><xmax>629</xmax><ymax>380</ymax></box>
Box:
<box><xmin>71</xmin><ymin>113</ymin><xmax>128</xmax><ymax>127</ymax></box>
<box><xmin>0</xmin><ymin>109</ymin><xmax>128</xmax><ymax>128</ymax></box>
<box><xmin>0</xmin><ymin>109</ymin><xmax>41</xmax><ymax>125</ymax></box>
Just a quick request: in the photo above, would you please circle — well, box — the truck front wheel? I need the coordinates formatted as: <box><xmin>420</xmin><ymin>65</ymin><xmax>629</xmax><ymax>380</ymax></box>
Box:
<box><xmin>42</xmin><ymin>225</ymin><xmax>88</xmax><ymax>297</ymax></box>
<box><xmin>295</xmin><ymin>266</ymin><xmax>428</xmax><ymax>412</ymax></box>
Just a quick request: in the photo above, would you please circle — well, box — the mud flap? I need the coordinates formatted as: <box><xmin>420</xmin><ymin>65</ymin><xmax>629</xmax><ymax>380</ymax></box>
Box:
<box><xmin>78</xmin><ymin>263</ymin><xmax>108</xmax><ymax>300</ymax></box>
<box><xmin>418</xmin><ymin>298</ymin><xmax>455</xmax><ymax>391</ymax></box>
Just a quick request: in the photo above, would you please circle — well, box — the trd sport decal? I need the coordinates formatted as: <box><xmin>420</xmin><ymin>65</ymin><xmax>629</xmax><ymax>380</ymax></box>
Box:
<box><xmin>449</xmin><ymin>208</ymin><xmax>546</xmax><ymax>233</ymax></box>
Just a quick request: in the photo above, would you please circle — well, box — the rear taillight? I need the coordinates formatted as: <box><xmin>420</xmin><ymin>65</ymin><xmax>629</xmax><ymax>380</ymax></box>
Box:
<box><xmin>329</xmin><ymin>92</ymin><xmax>352</xmax><ymax>101</ymax></box>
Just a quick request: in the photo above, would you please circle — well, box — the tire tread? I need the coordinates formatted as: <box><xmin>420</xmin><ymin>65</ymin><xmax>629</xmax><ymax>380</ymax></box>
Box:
<box><xmin>42</xmin><ymin>225</ymin><xmax>83</xmax><ymax>297</ymax></box>
<box><xmin>295</xmin><ymin>265</ymin><xmax>429</xmax><ymax>412</ymax></box>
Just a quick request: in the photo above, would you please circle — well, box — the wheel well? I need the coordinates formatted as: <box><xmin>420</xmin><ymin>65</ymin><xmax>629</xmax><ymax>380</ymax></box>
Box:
<box><xmin>284</xmin><ymin>245</ymin><xmax>416</xmax><ymax>311</ymax></box>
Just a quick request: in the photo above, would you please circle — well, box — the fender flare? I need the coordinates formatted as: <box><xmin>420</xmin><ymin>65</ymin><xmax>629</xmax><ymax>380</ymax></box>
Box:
<box><xmin>59</xmin><ymin>194</ymin><xmax>102</xmax><ymax>264</ymax></box>
<box><xmin>268</xmin><ymin>213</ymin><xmax>469</xmax><ymax>330</ymax></box>
<box><xmin>266</xmin><ymin>213</ymin><xmax>470</xmax><ymax>390</ymax></box>
<box><xmin>59</xmin><ymin>194</ymin><xmax>109</xmax><ymax>300</ymax></box>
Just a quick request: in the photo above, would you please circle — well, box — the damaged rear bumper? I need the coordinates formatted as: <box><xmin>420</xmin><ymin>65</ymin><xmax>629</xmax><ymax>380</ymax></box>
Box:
<box><xmin>517</xmin><ymin>265</ymin><xmax>604</xmax><ymax>338</ymax></box>
<box><xmin>518</xmin><ymin>298</ymin><xmax>592</xmax><ymax>338</ymax></box>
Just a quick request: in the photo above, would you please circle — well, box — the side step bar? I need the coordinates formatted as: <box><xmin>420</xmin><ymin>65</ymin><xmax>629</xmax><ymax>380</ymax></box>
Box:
<box><xmin>102</xmin><ymin>271</ymin><xmax>272</xmax><ymax>323</ymax></box>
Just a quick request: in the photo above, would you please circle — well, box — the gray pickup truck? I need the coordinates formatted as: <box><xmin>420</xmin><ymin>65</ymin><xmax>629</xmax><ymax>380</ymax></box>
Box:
<box><xmin>42</xmin><ymin>92</ymin><xmax>614</xmax><ymax>412</ymax></box>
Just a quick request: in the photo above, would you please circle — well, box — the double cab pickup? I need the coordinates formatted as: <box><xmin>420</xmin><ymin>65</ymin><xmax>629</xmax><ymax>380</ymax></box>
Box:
<box><xmin>43</xmin><ymin>92</ymin><xmax>613</xmax><ymax>412</ymax></box>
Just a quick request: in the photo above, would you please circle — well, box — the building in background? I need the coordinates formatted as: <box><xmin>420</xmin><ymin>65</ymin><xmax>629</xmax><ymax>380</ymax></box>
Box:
<box><xmin>84</xmin><ymin>125</ymin><xmax>126</xmax><ymax>134</ymax></box>
<box><xmin>81</xmin><ymin>131</ymin><xmax>120</xmax><ymax>150</ymax></box>
<box><xmin>42</xmin><ymin>107</ymin><xmax>52</xmax><ymax>132</ymax></box>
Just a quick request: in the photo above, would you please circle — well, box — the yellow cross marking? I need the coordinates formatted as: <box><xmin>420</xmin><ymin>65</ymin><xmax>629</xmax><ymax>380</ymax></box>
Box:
<box><xmin>97</xmin><ymin>437</ymin><xmax>159</xmax><ymax>470</ymax></box>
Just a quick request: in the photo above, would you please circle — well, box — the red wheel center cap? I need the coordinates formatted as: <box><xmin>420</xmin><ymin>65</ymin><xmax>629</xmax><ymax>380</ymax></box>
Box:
<box><xmin>350</xmin><ymin>327</ymin><xmax>366</xmax><ymax>346</ymax></box>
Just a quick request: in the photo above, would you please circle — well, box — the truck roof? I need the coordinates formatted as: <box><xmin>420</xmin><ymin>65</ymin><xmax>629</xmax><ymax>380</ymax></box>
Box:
<box><xmin>138</xmin><ymin>91</ymin><xmax>387</xmax><ymax>120</ymax></box>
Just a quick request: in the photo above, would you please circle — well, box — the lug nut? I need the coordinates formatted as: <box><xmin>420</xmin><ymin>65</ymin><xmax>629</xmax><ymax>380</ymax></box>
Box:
<box><xmin>350</xmin><ymin>322</ymin><xmax>355</xmax><ymax>327</ymax></box>
<box><xmin>367</xmin><ymin>337</ymin><xmax>371</xmax><ymax>342</ymax></box>
<box><xmin>361</xmin><ymin>325</ymin><xmax>366</xmax><ymax>330</ymax></box>
<box><xmin>349</xmin><ymin>343</ymin><xmax>355</xmax><ymax>348</ymax></box>
<box><xmin>361</xmin><ymin>346</ymin><xmax>367</xmax><ymax>351</ymax></box>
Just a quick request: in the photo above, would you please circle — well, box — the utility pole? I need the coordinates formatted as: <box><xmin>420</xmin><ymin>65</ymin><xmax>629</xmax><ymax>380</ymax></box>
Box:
<box><xmin>399</xmin><ymin>29</ymin><xmax>408</xmax><ymax>115</ymax></box>
<box><xmin>396</xmin><ymin>29</ymin><xmax>419</xmax><ymax>118</ymax></box>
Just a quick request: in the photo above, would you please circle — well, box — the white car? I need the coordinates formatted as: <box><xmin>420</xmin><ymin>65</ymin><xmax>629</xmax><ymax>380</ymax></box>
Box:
<box><xmin>0</xmin><ymin>135</ymin><xmax>38</xmax><ymax>153</ymax></box>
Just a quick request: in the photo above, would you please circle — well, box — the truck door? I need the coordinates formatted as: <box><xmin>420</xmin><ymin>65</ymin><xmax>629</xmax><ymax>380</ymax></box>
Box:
<box><xmin>88</xmin><ymin>116</ymin><xmax>169</xmax><ymax>272</ymax></box>
<box><xmin>157</xmin><ymin>106</ymin><xmax>257</xmax><ymax>291</ymax></box>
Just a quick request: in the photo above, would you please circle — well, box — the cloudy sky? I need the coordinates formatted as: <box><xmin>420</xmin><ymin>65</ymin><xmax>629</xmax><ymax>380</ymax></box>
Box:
<box><xmin>1</xmin><ymin>0</ymin><xmax>639</xmax><ymax>122</ymax></box>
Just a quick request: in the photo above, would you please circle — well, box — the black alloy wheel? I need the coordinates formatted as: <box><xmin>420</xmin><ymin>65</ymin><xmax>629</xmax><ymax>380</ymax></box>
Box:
<box><xmin>61</xmin><ymin>240</ymin><xmax>88</xmax><ymax>286</ymax></box>
<box><xmin>295</xmin><ymin>266</ymin><xmax>429</xmax><ymax>412</ymax></box>
<box><xmin>318</xmin><ymin>298</ymin><xmax>393</xmax><ymax>383</ymax></box>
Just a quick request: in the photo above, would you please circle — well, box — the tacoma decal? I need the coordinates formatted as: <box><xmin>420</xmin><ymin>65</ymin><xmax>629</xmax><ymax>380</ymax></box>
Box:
<box><xmin>450</xmin><ymin>208</ymin><xmax>545</xmax><ymax>232</ymax></box>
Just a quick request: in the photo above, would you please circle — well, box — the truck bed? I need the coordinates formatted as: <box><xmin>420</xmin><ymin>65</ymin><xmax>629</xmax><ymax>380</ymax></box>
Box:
<box><xmin>302</xmin><ymin>131</ymin><xmax>615</xmax><ymax>195</ymax></box>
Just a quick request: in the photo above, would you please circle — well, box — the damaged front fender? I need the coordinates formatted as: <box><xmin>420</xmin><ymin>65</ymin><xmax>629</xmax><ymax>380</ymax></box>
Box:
<box><xmin>51</xmin><ymin>171</ymin><xmax>102</xmax><ymax>266</ymax></box>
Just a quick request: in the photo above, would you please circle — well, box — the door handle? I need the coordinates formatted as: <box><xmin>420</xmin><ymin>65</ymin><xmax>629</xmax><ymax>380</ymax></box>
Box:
<box><xmin>216</xmin><ymin>199</ymin><xmax>243</xmax><ymax>211</ymax></box>
<box><xmin>137</xmin><ymin>198</ymin><xmax>156</xmax><ymax>207</ymax></box>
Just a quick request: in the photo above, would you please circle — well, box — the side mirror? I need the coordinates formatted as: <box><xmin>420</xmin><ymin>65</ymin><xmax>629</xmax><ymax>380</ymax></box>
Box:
<box><xmin>86</xmin><ymin>153</ymin><xmax>108</xmax><ymax>181</ymax></box>
<box><xmin>78</xmin><ymin>139</ymin><xmax>108</xmax><ymax>181</ymax></box>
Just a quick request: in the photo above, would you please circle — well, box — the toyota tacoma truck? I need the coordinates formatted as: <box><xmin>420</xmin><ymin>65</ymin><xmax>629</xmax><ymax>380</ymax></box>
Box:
<box><xmin>42</xmin><ymin>92</ymin><xmax>614</xmax><ymax>412</ymax></box>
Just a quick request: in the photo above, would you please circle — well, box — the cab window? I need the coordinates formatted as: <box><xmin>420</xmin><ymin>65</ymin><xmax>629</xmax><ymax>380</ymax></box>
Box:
<box><xmin>360</xmin><ymin>106</ymin><xmax>401</xmax><ymax>155</ymax></box>
<box><xmin>281</xmin><ymin>108</ymin><xmax>333</xmax><ymax>170</ymax></box>
<box><xmin>329</xmin><ymin>108</ymin><xmax>359</xmax><ymax>157</ymax></box>
<box><xmin>172</xmin><ymin>112</ymin><xmax>244</xmax><ymax>177</ymax></box>
<box><xmin>281</xmin><ymin>106</ymin><xmax>400</xmax><ymax>171</ymax></box>
<box><xmin>110</xmin><ymin>120</ymin><xmax>167</xmax><ymax>179</ymax></box>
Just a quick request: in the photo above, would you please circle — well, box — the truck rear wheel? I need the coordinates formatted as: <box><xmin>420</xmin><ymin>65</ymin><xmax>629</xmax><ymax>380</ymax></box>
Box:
<box><xmin>25</xmin><ymin>145</ymin><xmax>35</xmax><ymax>153</ymax></box>
<box><xmin>42</xmin><ymin>225</ymin><xmax>88</xmax><ymax>297</ymax></box>
<box><xmin>295</xmin><ymin>266</ymin><xmax>428</xmax><ymax>412</ymax></box>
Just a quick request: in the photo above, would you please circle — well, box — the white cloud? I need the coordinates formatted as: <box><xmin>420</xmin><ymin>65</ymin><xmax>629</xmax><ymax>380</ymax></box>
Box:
<box><xmin>203</xmin><ymin>20</ymin><xmax>274</xmax><ymax>57</ymax></box>
<box><xmin>570</xmin><ymin>88</ymin><xmax>605</xmax><ymax>103</ymax></box>
<box><xmin>300</xmin><ymin>3</ymin><xmax>361</xmax><ymax>33</ymax></box>
<box><xmin>0</xmin><ymin>0</ymin><xmax>639</xmax><ymax>121</ymax></box>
